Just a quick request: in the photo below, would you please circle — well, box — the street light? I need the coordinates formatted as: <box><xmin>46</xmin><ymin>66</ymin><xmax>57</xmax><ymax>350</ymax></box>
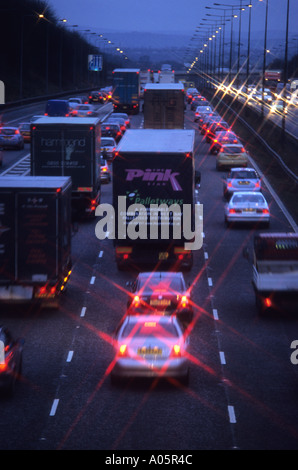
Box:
<box><xmin>19</xmin><ymin>12</ymin><xmax>47</xmax><ymax>99</ymax></box>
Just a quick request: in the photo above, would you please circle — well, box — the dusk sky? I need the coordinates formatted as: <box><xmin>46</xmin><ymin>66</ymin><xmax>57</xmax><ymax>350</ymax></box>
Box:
<box><xmin>45</xmin><ymin>0</ymin><xmax>298</xmax><ymax>36</ymax></box>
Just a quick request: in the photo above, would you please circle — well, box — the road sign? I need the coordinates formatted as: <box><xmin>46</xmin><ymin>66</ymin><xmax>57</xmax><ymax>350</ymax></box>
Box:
<box><xmin>88</xmin><ymin>55</ymin><xmax>103</xmax><ymax>72</ymax></box>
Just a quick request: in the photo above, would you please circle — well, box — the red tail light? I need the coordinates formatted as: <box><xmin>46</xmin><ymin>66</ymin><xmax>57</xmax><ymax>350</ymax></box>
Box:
<box><xmin>170</xmin><ymin>345</ymin><xmax>181</xmax><ymax>357</ymax></box>
<box><xmin>180</xmin><ymin>295</ymin><xmax>189</xmax><ymax>309</ymax></box>
<box><xmin>118</xmin><ymin>344</ymin><xmax>128</xmax><ymax>356</ymax></box>
<box><xmin>0</xmin><ymin>362</ymin><xmax>8</xmax><ymax>372</ymax></box>
<box><xmin>132</xmin><ymin>295</ymin><xmax>140</xmax><ymax>307</ymax></box>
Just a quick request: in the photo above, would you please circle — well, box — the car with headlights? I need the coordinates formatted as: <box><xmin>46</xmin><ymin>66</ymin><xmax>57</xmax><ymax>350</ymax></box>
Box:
<box><xmin>223</xmin><ymin>167</ymin><xmax>261</xmax><ymax>199</ymax></box>
<box><xmin>216</xmin><ymin>143</ymin><xmax>248</xmax><ymax>170</ymax></box>
<box><xmin>100</xmin><ymin>137</ymin><xmax>116</xmax><ymax>161</ymax></box>
<box><xmin>209</xmin><ymin>130</ymin><xmax>239</xmax><ymax>154</ymax></box>
<box><xmin>0</xmin><ymin>326</ymin><xmax>24</xmax><ymax>396</ymax></box>
<box><xmin>194</xmin><ymin>105</ymin><xmax>213</xmax><ymax>122</ymax></box>
<box><xmin>101</xmin><ymin>122</ymin><xmax>122</xmax><ymax>143</ymax></box>
<box><xmin>205</xmin><ymin>120</ymin><xmax>229</xmax><ymax>143</ymax></box>
<box><xmin>271</xmin><ymin>100</ymin><xmax>288</xmax><ymax>114</ymax></box>
<box><xmin>111</xmin><ymin>315</ymin><xmax>190</xmax><ymax>385</ymax></box>
<box><xmin>112</xmin><ymin>112</ymin><xmax>131</xmax><ymax>128</ymax></box>
<box><xmin>106</xmin><ymin>116</ymin><xmax>127</xmax><ymax>134</ymax></box>
<box><xmin>100</xmin><ymin>157</ymin><xmax>111</xmax><ymax>183</ymax></box>
<box><xmin>190</xmin><ymin>96</ymin><xmax>208</xmax><ymax>111</ymax></box>
<box><xmin>198</xmin><ymin>111</ymin><xmax>219</xmax><ymax>131</ymax></box>
<box><xmin>71</xmin><ymin>104</ymin><xmax>98</xmax><ymax>117</ymax></box>
<box><xmin>224</xmin><ymin>191</ymin><xmax>270</xmax><ymax>227</ymax></box>
<box><xmin>18</xmin><ymin>122</ymin><xmax>31</xmax><ymax>143</ymax></box>
<box><xmin>186</xmin><ymin>87</ymin><xmax>199</xmax><ymax>103</ymax></box>
<box><xmin>126</xmin><ymin>271</ymin><xmax>193</xmax><ymax>325</ymax></box>
<box><xmin>89</xmin><ymin>90</ymin><xmax>105</xmax><ymax>104</ymax></box>
<box><xmin>0</xmin><ymin>127</ymin><xmax>24</xmax><ymax>150</ymax></box>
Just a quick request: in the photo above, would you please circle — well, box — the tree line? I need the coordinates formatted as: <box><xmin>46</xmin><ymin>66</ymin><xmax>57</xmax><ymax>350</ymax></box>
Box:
<box><xmin>0</xmin><ymin>0</ymin><xmax>124</xmax><ymax>102</ymax></box>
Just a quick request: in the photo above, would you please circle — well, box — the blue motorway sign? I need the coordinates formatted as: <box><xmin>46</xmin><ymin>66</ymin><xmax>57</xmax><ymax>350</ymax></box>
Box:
<box><xmin>88</xmin><ymin>55</ymin><xmax>103</xmax><ymax>72</ymax></box>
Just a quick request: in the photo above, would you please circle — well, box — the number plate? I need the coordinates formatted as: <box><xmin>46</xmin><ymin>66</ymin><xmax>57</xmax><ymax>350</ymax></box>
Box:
<box><xmin>150</xmin><ymin>299</ymin><xmax>171</xmax><ymax>306</ymax></box>
<box><xmin>138</xmin><ymin>347</ymin><xmax>162</xmax><ymax>355</ymax></box>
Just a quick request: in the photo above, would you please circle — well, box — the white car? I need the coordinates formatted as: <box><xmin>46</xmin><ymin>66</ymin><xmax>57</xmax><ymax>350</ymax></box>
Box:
<box><xmin>224</xmin><ymin>191</ymin><xmax>270</xmax><ymax>227</ymax></box>
<box><xmin>71</xmin><ymin>104</ymin><xmax>97</xmax><ymax>117</ymax></box>
<box><xmin>223</xmin><ymin>168</ymin><xmax>261</xmax><ymax>199</ymax></box>
<box><xmin>100</xmin><ymin>137</ymin><xmax>116</xmax><ymax>161</ymax></box>
<box><xmin>111</xmin><ymin>315</ymin><xmax>190</xmax><ymax>385</ymax></box>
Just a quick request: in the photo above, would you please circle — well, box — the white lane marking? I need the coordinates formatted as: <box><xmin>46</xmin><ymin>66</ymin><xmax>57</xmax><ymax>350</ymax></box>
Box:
<box><xmin>219</xmin><ymin>351</ymin><xmax>226</xmax><ymax>365</ymax></box>
<box><xmin>49</xmin><ymin>399</ymin><xmax>59</xmax><ymax>416</ymax></box>
<box><xmin>66</xmin><ymin>351</ymin><xmax>74</xmax><ymax>363</ymax></box>
<box><xmin>99</xmin><ymin>251</ymin><xmax>103</xmax><ymax>258</ymax></box>
<box><xmin>228</xmin><ymin>405</ymin><xmax>237</xmax><ymax>424</ymax></box>
<box><xmin>204</xmin><ymin>252</ymin><xmax>209</xmax><ymax>260</ymax></box>
<box><xmin>90</xmin><ymin>276</ymin><xmax>96</xmax><ymax>285</ymax></box>
<box><xmin>80</xmin><ymin>306</ymin><xmax>86</xmax><ymax>317</ymax></box>
<box><xmin>208</xmin><ymin>277</ymin><xmax>213</xmax><ymax>287</ymax></box>
<box><xmin>213</xmin><ymin>309</ymin><xmax>219</xmax><ymax>320</ymax></box>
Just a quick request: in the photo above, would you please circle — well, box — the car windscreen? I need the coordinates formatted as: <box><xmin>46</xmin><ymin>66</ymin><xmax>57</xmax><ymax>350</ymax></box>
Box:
<box><xmin>0</xmin><ymin>128</ymin><xmax>16</xmax><ymax>135</ymax></box>
<box><xmin>232</xmin><ymin>194</ymin><xmax>265</xmax><ymax>204</ymax></box>
<box><xmin>101</xmin><ymin>138</ymin><xmax>114</xmax><ymax>146</ymax></box>
<box><xmin>222</xmin><ymin>146</ymin><xmax>244</xmax><ymax>154</ymax></box>
<box><xmin>230</xmin><ymin>170</ymin><xmax>258</xmax><ymax>179</ymax></box>
<box><xmin>138</xmin><ymin>276</ymin><xmax>183</xmax><ymax>293</ymax></box>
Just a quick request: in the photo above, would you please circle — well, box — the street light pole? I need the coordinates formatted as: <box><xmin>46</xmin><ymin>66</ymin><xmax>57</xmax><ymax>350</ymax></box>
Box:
<box><xmin>261</xmin><ymin>0</ymin><xmax>269</xmax><ymax>118</ymax></box>
<box><xmin>282</xmin><ymin>0</ymin><xmax>290</xmax><ymax>144</ymax></box>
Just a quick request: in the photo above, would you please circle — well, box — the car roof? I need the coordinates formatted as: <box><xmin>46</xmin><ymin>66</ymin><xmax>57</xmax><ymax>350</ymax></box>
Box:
<box><xmin>137</xmin><ymin>271</ymin><xmax>183</xmax><ymax>281</ymax></box>
<box><xmin>124</xmin><ymin>314</ymin><xmax>179</xmax><ymax>327</ymax></box>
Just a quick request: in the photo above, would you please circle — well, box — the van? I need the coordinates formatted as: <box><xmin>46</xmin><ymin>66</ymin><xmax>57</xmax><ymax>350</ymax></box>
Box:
<box><xmin>45</xmin><ymin>99</ymin><xmax>70</xmax><ymax>117</ymax></box>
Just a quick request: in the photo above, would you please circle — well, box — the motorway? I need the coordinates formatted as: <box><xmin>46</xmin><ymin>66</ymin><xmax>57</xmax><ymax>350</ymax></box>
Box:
<box><xmin>0</xmin><ymin>101</ymin><xmax>298</xmax><ymax>451</ymax></box>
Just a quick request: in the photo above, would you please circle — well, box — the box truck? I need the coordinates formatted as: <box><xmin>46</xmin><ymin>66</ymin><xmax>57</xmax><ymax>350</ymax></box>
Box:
<box><xmin>0</xmin><ymin>176</ymin><xmax>72</xmax><ymax>308</ymax></box>
<box><xmin>111</xmin><ymin>129</ymin><xmax>201</xmax><ymax>270</ymax></box>
<box><xmin>112</xmin><ymin>68</ymin><xmax>140</xmax><ymax>114</ymax></box>
<box><xmin>143</xmin><ymin>83</ymin><xmax>185</xmax><ymax>129</ymax></box>
<box><xmin>30</xmin><ymin>117</ymin><xmax>101</xmax><ymax>218</ymax></box>
<box><xmin>243</xmin><ymin>232</ymin><xmax>298</xmax><ymax>314</ymax></box>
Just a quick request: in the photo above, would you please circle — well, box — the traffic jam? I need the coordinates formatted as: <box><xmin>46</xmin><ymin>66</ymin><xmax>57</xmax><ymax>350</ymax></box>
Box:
<box><xmin>0</xmin><ymin>69</ymin><xmax>298</xmax><ymax>451</ymax></box>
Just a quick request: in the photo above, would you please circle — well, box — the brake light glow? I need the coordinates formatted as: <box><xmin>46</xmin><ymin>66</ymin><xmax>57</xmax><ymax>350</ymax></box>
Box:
<box><xmin>119</xmin><ymin>344</ymin><xmax>127</xmax><ymax>356</ymax></box>
<box><xmin>180</xmin><ymin>295</ymin><xmax>188</xmax><ymax>308</ymax></box>
<box><xmin>264</xmin><ymin>297</ymin><xmax>272</xmax><ymax>308</ymax></box>
<box><xmin>0</xmin><ymin>363</ymin><xmax>8</xmax><ymax>372</ymax></box>
<box><xmin>171</xmin><ymin>345</ymin><xmax>181</xmax><ymax>357</ymax></box>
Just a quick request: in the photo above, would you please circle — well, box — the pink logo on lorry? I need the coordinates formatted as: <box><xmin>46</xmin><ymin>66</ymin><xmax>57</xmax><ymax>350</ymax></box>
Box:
<box><xmin>125</xmin><ymin>169</ymin><xmax>182</xmax><ymax>191</ymax></box>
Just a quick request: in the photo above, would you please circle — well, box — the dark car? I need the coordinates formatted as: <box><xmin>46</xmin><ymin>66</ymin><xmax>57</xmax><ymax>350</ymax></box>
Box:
<box><xmin>190</xmin><ymin>96</ymin><xmax>208</xmax><ymax>111</ymax></box>
<box><xmin>101</xmin><ymin>123</ymin><xmax>122</xmax><ymax>143</ymax></box>
<box><xmin>112</xmin><ymin>112</ymin><xmax>131</xmax><ymax>128</ymax></box>
<box><xmin>89</xmin><ymin>90</ymin><xmax>104</xmax><ymax>104</ymax></box>
<box><xmin>126</xmin><ymin>271</ymin><xmax>193</xmax><ymax>325</ymax></box>
<box><xmin>0</xmin><ymin>127</ymin><xmax>24</xmax><ymax>150</ymax></box>
<box><xmin>205</xmin><ymin>120</ymin><xmax>229</xmax><ymax>143</ymax></box>
<box><xmin>210</xmin><ymin>130</ymin><xmax>239</xmax><ymax>154</ymax></box>
<box><xmin>0</xmin><ymin>326</ymin><xmax>24</xmax><ymax>396</ymax></box>
<box><xmin>45</xmin><ymin>99</ymin><xmax>70</xmax><ymax>117</ymax></box>
<box><xmin>18</xmin><ymin>122</ymin><xmax>31</xmax><ymax>143</ymax></box>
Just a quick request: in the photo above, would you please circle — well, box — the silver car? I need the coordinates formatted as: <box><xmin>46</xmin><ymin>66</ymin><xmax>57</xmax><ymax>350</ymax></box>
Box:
<box><xmin>224</xmin><ymin>191</ymin><xmax>270</xmax><ymax>227</ymax></box>
<box><xmin>111</xmin><ymin>315</ymin><xmax>190</xmax><ymax>385</ymax></box>
<box><xmin>100</xmin><ymin>137</ymin><xmax>116</xmax><ymax>161</ymax></box>
<box><xmin>223</xmin><ymin>167</ymin><xmax>261</xmax><ymax>199</ymax></box>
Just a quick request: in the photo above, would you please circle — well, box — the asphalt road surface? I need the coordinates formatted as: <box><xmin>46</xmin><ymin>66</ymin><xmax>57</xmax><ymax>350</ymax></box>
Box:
<box><xmin>0</xmin><ymin>101</ymin><xmax>298</xmax><ymax>451</ymax></box>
